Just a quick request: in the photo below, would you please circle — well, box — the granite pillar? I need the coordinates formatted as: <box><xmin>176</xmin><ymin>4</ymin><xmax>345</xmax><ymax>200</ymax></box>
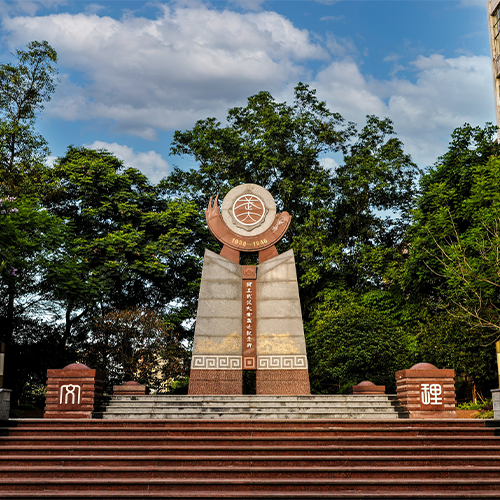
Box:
<box><xmin>256</xmin><ymin>250</ymin><xmax>310</xmax><ymax>395</ymax></box>
<box><xmin>189</xmin><ymin>250</ymin><xmax>243</xmax><ymax>395</ymax></box>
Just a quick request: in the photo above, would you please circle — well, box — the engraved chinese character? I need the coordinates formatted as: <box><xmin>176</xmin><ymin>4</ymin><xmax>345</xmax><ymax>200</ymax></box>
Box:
<box><xmin>246</xmin><ymin>282</ymin><xmax>252</xmax><ymax>287</ymax></box>
<box><xmin>421</xmin><ymin>383</ymin><xmax>442</xmax><ymax>405</ymax></box>
<box><xmin>59</xmin><ymin>384</ymin><xmax>81</xmax><ymax>405</ymax></box>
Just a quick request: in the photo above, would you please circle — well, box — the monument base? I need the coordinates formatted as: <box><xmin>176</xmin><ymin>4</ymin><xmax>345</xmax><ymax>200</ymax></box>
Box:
<box><xmin>189</xmin><ymin>369</ymin><xmax>242</xmax><ymax>395</ymax></box>
<box><xmin>257</xmin><ymin>369</ymin><xmax>310</xmax><ymax>395</ymax></box>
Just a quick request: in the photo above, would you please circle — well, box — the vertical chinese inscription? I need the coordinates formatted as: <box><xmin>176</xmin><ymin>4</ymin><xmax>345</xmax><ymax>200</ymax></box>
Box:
<box><xmin>242</xmin><ymin>265</ymin><xmax>257</xmax><ymax>369</ymax></box>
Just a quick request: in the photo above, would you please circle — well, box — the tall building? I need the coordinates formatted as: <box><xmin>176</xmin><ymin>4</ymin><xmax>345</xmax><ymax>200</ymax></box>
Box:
<box><xmin>488</xmin><ymin>0</ymin><xmax>500</xmax><ymax>131</ymax></box>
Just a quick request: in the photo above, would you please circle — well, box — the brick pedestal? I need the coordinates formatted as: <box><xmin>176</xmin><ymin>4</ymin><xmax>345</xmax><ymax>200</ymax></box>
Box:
<box><xmin>113</xmin><ymin>381</ymin><xmax>147</xmax><ymax>396</ymax></box>
<box><xmin>44</xmin><ymin>363</ymin><xmax>105</xmax><ymax>419</ymax></box>
<box><xmin>348</xmin><ymin>381</ymin><xmax>385</xmax><ymax>394</ymax></box>
<box><xmin>396</xmin><ymin>363</ymin><xmax>456</xmax><ymax>419</ymax></box>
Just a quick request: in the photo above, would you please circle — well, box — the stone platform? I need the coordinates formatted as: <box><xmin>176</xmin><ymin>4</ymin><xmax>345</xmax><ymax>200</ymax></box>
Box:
<box><xmin>92</xmin><ymin>394</ymin><xmax>408</xmax><ymax>419</ymax></box>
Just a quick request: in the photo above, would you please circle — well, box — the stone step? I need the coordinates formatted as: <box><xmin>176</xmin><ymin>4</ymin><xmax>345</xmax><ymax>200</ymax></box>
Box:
<box><xmin>3</xmin><ymin>444</ymin><xmax>500</xmax><ymax>457</ymax></box>
<box><xmin>2</xmin><ymin>464</ymin><xmax>500</xmax><ymax>480</ymax></box>
<box><xmin>104</xmin><ymin>394</ymin><xmax>397</xmax><ymax>402</ymax></box>
<box><xmin>3</xmin><ymin>453</ymin><xmax>500</xmax><ymax>468</ymax></box>
<box><xmin>2</xmin><ymin>424</ymin><xmax>494</xmax><ymax>437</ymax></box>
<box><xmin>3</xmin><ymin>477</ymin><xmax>500</xmax><ymax>493</ymax></box>
<box><xmin>3</xmin><ymin>492</ymin><xmax>500</xmax><ymax>499</ymax></box>
<box><xmin>93</xmin><ymin>394</ymin><xmax>408</xmax><ymax>419</ymax></box>
<box><xmin>3</xmin><ymin>419</ymin><xmax>498</xmax><ymax>498</ymax></box>
<box><xmin>2</xmin><ymin>435</ymin><xmax>498</xmax><ymax>447</ymax></box>
<box><xmin>6</xmin><ymin>418</ymin><xmax>486</xmax><ymax>428</ymax></box>
<box><xmin>93</xmin><ymin>412</ymin><xmax>404</xmax><ymax>420</ymax></box>
<box><xmin>98</xmin><ymin>402</ymin><xmax>403</xmax><ymax>409</ymax></box>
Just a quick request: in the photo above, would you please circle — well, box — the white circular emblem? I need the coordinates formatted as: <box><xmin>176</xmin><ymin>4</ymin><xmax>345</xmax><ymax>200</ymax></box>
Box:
<box><xmin>232</xmin><ymin>194</ymin><xmax>265</xmax><ymax>226</ymax></box>
<box><xmin>221</xmin><ymin>184</ymin><xmax>276</xmax><ymax>236</ymax></box>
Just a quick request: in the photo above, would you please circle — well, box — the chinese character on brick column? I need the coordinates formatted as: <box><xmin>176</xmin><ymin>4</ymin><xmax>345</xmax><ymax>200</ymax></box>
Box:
<box><xmin>421</xmin><ymin>383</ymin><xmax>443</xmax><ymax>405</ymax></box>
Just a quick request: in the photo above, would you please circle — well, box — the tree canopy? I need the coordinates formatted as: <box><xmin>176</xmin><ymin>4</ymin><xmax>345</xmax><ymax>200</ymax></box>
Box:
<box><xmin>1</xmin><ymin>43</ymin><xmax>498</xmax><ymax>403</ymax></box>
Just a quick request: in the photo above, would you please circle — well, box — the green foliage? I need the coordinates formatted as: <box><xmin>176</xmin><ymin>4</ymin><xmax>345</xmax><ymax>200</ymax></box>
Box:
<box><xmin>166</xmin><ymin>84</ymin><xmax>420</xmax><ymax>314</ymax></box>
<box><xmin>83</xmin><ymin>307</ymin><xmax>190</xmax><ymax>393</ymax></box>
<box><xmin>458</xmin><ymin>398</ymin><xmax>492</xmax><ymax>410</ymax></box>
<box><xmin>45</xmin><ymin>146</ymin><xmax>205</xmax><ymax>340</ymax></box>
<box><xmin>416</xmin><ymin>312</ymin><xmax>497</xmax><ymax>388</ymax></box>
<box><xmin>0</xmin><ymin>41</ymin><xmax>58</xmax><ymax>197</ymax></box>
<box><xmin>405</xmin><ymin>123</ymin><xmax>500</xmax><ymax>338</ymax></box>
<box><xmin>306</xmin><ymin>288</ymin><xmax>417</xmax><ymax>393</ymax></box>
<box><xmin>168</xmin><ymin>377</ymin><xmax>190</xmax><ymax>394</ymax></box>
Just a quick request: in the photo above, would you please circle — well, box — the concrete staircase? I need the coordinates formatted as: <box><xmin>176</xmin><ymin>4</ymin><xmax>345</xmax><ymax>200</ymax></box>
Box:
<box><xmin>1</xmin><ymin>418</ymin><xmax>500</xmax><ymax>498</ymax></box>
<box><xmin>93</xmin><ymin>394</ymin><xmax>409</xmax><ymax>419</ymax></box>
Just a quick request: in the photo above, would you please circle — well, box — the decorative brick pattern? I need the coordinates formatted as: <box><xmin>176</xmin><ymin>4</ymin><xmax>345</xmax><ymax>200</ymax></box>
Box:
<box><xmin>191</xmin><ymin>355</ymin><xmax>242</xmax><ymax>370</ymax></box>
<box><xmin>189</xmin><ymin>369</ymin><xmax>243</xmax><ymax>395</ymax></box>
<box><xmin>396</xmin><ymin>363</ymin><xmax>457</xmax><ymax>419</ymax></box>
<box><xmin>44</xmin><ymin>363</ymin><xmax>105</xmax><ymax>419</ymax></box>
<box><xmin>258</xmin><ymin>355</ymin><xmax>308</xmax><ymax>370</ymax></box>
<box><xmin>257</xmin><ymin>369</ymin><xmax>310</xmax><ymax>395</ymax></box>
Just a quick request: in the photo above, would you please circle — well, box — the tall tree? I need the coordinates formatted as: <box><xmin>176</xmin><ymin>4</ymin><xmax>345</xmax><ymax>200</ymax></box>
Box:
<box><xmin>45</xmin><ymin>146</ymin><xmax>205</xmax><ymax>342</ymax></box>
<box><xmin>0</xmin><ymin>196</ymin><xmax>67</xmax><ymax>391</ymax></box>
<box><xmin>0</xmin><ymin>40</ymin><xmax>58</xmax><ymax>197</ymax></box>
<box><xmin>164</xmin><ymin>83</ymin><xmax>420</xmax><ymax>315</ymax></box>
<box><xmin>0</xmin><ymin>41</ymin><xmax>59</xmax><ymax>393</ymax></box>
<box><xmin>404</xmin><ymin>124</ymin><xmax>500</xmax><ymax>336</ymax></box>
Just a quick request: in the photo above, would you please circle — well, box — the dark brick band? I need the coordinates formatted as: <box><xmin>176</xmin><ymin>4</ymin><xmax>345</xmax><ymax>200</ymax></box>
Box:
<box><xmin>189</xmin><ymin>369</ymin><xmax>243</xmax><ymax>395</ymax></box>
<box><xmin>257</xmin><ymin>369</ymin><xmax>310</xmax><ymax>395</ymax></box>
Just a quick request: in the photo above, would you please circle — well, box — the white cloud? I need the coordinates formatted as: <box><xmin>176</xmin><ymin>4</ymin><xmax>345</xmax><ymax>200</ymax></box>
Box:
<box><xmin>2</xmin><ymin>5</ymin><xmax>327</xmax><ymax>138</ymax></box>
<box><xmin>312</xmin><ymin>53</ymin><xmax>494</xmax><ymax>167</ymax></box>
<box><xmin>85</xmin><ymin>141</ymin><xmax>170</xmax><ymax>183</ymax></box>
<box><xmin>1</xmin><ymin>3</ymin><xmax>495</xmax><ymax>169</ymax></box>
<box><xmin>319</xmin><ymin>157</ymin><xmax>339</xmax><ymax>171</ymax></box>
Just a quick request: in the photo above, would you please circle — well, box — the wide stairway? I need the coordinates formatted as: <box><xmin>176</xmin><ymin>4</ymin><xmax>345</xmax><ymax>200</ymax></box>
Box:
<box><xmin>1</xmin><ymin>418</ymin><xmax>500</xmax><ymax>498</ymax></box>
<box><xmin>93</xmin><ymin>395</ymin><xmax>408</xmax><ymax>419</ymax></box>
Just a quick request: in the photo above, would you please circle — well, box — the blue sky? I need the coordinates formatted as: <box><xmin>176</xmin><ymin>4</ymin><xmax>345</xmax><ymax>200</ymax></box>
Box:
<box><xmin>0</xmin><ymin>0</ymin><xmax>495</xmax><ymax>182</ymax></box>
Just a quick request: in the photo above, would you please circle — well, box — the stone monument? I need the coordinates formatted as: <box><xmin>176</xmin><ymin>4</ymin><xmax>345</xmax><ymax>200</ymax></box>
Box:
<box><xmin>188</xmin><ymin>184</ymin><xmax>310</xmax><ymax>395</ymax></box>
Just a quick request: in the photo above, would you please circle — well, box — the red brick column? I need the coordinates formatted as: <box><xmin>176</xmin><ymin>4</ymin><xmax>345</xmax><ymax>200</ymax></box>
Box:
<box><xmin>396</xmin><ymin>363</ymin><xmax>457</xmax><ymax>418</ymax></box>
<box><xmin>44</xmin><ymin>363</ymin><xmax>105</xmax><ymax>419</ymax></box>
